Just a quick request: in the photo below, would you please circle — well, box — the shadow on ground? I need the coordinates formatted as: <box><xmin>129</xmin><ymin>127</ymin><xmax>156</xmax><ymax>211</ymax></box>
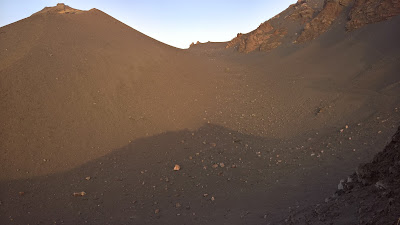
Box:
<box><xmin>0</xmin><ymin>123</ymin><xmax>383</xmax><ymax>225</ymax></box>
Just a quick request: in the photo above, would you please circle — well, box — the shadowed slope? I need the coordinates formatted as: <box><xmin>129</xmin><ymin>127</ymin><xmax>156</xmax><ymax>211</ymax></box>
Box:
<box><xmin>284</xmin><ymin>126</ymin><xmax>400</xmax><ymax>225</ymax></box>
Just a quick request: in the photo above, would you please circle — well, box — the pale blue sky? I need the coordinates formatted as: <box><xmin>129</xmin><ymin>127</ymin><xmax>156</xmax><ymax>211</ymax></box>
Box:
<box><xmin>0</xmin><ymin>0</ymin><xmax>296</xmax><ymax>49</ymax></box>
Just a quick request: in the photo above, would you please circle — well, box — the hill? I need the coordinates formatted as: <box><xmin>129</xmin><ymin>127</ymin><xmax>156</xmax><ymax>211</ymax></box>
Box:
<box><xmin>0</xmin><ymin>4</ymin><xmax>220</xmax><ymax>180</ymax></box>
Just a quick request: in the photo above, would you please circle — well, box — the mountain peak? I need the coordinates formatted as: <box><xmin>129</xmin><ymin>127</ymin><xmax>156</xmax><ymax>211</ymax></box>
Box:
<box><xmin>33</xmin><ymin>3</ymin><xmax>85</xmax><ymax>15</ymax></box>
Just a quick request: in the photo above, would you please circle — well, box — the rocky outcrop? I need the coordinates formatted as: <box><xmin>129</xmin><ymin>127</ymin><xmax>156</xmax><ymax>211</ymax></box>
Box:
<box><xmin>226</xmin><ymin>0</ymin><xmax>400</xmax><ymax>53</ymax></box>
<box><xmin>285</xmin><ymin>126</ymin><xmax>400</xmax><ymax>224</ymax></box>
<box><xmin>286</xmin><ymin>2</ymin><xmax>315</xmax><ymax>23</ymax></box>
<box><xmin>225</xmin><ymin>12</ymin><xmax>288</xmax><ymax>52</ymax></box>
<box><xmin>227</xmin><ymin>24</ymin><xmax>286</xmax><ymax>53</ymax></box>
<box><xmin>297</xmin><ymin>0</ymin><xmax>352</xmax><ymax>43</ymax></box>
<box><xmin>189</xmin><ymin>41</ymin><xmax>202</xmax><ymax>48</ymax></box>
<box><xmin>234</xmin><ymin>22</ymin><xmax>275</xmax><ymax>53</ymax></box>
<box><xmin>225</xmin><ymin>0</ymin><xmax>321</xmax><ymax>53</ymax></box>
<box><xmin>346</xmin><ymin>0</ymin><xmax>400</xmax><ymax>30</ymax></box>
<box><xmin>225</xmin><ymin>33</ymin><xmax>243</xmax><ymax>49</ymax></box>
<box><xmin>34</xmin><ymin>3</ymin><xmax>84</xmax><ymax>15</ymax></box>
<box><xmin>259</xmin><ymin>29</ymin><xmax>287</xmax><ymax>51</ymax></box>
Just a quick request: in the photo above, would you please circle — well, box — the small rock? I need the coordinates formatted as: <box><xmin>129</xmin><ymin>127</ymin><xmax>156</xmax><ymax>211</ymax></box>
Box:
<box><xmin>85</xmin><ymin>176</ymin><xmax>91</xmax><ymax>181</ymax></box>
<box><xmin>155</xmin><ymin>209</ymin><xmax>160</xmax><ymax>214</ymax></box>
<box><xmin>175</xmin><ymin>203</ymin><xmax>181</xmax><ymax>208</ymax></box>
<box><xmin>375</xmin><ymin>181</ymin><xmax>386</xmax><ymax>190</ymax></box>
<box><xmin>212</xmin><ymin>164</ymin><xmax>219</xmax><ymax>169</ymax></box>
<box><xmin>174</xmin><ymin>164</ymin><xmax>181</xmax><ymax>171</ymax></box>
<box><xmin>203</xmin><ymin>193</ymin><xmax>209</xmax><ymax>197</ymax></box>
<box><xmin>338</xmin><ymin>181</ymin><xmax>344</xmax><ymax>190</ymax></box>
<box><xmin>73</xmin><ymin>191</ymin><xmax>86</xmax><ymax>197</ymax></box>
<box><xmin>389</xmin><ymin>166</ymin><xmax>398</xmax><ymax>175</ymax></box>
<box><xmin>219</xmin><ymin>163</ymin><xmax>225</xmax><ymax>168</ymax></box>
<box><xmin>231</xmin><ymin>164</ymin><xmax>237</xmax><ymax>168</ymax></box>
<box><xmin>211</xmin><ymin>196</ymin><xmax>215</xmax><ymax>201</ymax></box>
<box><xmin>18</xmin><ymin>192</ymin><xmax>25</xmax><ymax>196</ymax></box>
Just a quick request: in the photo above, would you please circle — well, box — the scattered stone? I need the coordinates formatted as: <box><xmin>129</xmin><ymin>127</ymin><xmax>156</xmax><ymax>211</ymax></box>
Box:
<box><xmin>175</xmin><ymin>203</ymin><xmax>181</xmax><ymax>208</ymax></box>
<box><xmin>219</xmin><ymin>163</ymin><xmax>225</xmax><ymax>168</ymax></box>
<box><xmin>154</xmin><ymin>209</ymin><xmax>160</xmax><ymax>214</ymax></box>
<box><xmin>174</xmin><ymin>164</ymin><xmax>181</xmax><ymax>171</ymax></box>
<box><xmin>203</xmin><ymin>193</ymin><xmax>209</xmax><ymax>197</ymax></box>
<box><xmin>73</xmin><ymin>191</ymin><xmax>86</xmax><ymax>197</ymax></box>
<box><xmin>212</xmin><ymin>164</ymin><xmax>219</xmax><ymax>169</ymax></box>
<box><xmin>18</xmin><ymin>192</ymin><xmax>25</xmax><ymax>196</ymax></box>
<box><xmin>85</xmin><ymin>176</ymin><xmax>91</xmax><ymax>181</ymax></box>
<box><xmin>347</xmin><ymin>177</ymin><xmax>353</xmax><ymax>183</ymax></box>
<box><xmin>211</xmin><ymin>196</ymin><xmax>215</xmax><ymax>201</ymax></box>
<box><xmin>231</xmin><ymin>164</ymin><xmax>237</xmax><ymax>168</ymax></box>
<box><xmin>375</xmin><ymin>181</ymin><xmax>387</xmax><ymax>190</ymax></box>
<box><xmin>338</xmin><ymin>180</ymin><xmax>344</xmax><ymax>190</ymax></box>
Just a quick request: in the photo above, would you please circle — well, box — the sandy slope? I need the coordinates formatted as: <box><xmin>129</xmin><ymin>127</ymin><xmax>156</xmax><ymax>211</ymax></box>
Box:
<box><xmin>0</xmin><ymin>8</ymin><xmax>221</xmax><ymax>180</ymax></box>
<box><xmin>0</xmin><ymin>3</ymin><xmax>400</xmax><ymax>225</ymax></box>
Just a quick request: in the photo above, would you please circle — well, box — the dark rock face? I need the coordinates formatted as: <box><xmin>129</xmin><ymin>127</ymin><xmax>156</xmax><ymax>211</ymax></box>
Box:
<box><xmin>225</xmin><ymin>1</ymin><xmax>318</xmax><ymax>53</ymax></box>
<box><xmin>225</xmin><ymin>22</ymin><xmax>275</xmax><ymax>53</ymax></box>
<box><xmin>226</xmin><ymin>0</ymin><xmax>400</xmax><ymax>53</ymax></box>
<box><xmin>287</xmin><ymin>2</ymin><xmax>315</xmax><ymax>23</ymax></box>
<box><xmin>284</xmin><ymin>127</ymin><xmax>400</xmax><ymax>225</ymax></box>
<box><xmin>346</xmin><ymin>0</ymin><xmax>400</xmax><ymax>30</ymax></box>
<box><xmin>296</xmin><ymin>0</ymin><xmax>352</xmax><ymax>43</ymax></box>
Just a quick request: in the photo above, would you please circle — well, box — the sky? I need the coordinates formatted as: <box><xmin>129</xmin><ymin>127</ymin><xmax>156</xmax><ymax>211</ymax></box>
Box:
<box><xmin>0</xmin><ymin>0</ymin><xmax>296</xmax><ymax>49</ymax></box>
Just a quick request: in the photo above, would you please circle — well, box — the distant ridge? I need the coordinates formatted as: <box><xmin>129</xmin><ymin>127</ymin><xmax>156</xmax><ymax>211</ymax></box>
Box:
<box><xmin>225</xmin><ymin>0</ymin><xmax>400</xmax><ymax>53</ymax></box>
